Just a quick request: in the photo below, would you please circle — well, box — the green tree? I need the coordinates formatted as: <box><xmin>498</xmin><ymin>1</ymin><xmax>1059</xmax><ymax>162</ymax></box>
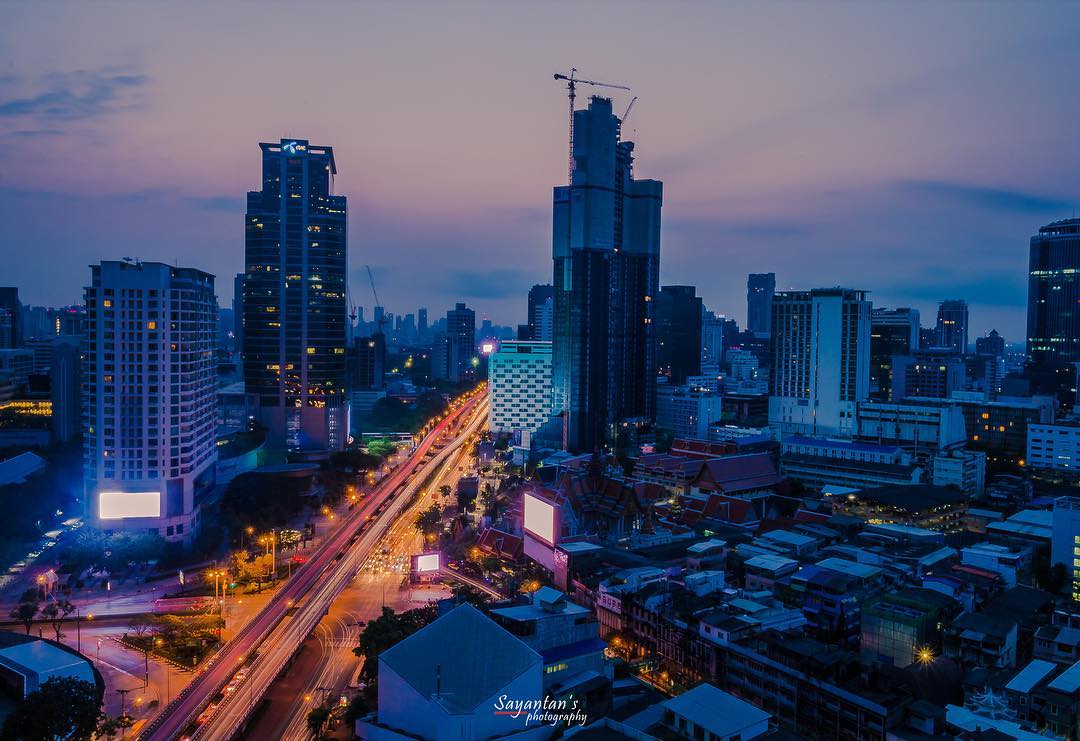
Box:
<box><xmin>1</xmin><ymin>677</ymin><xmax>102</xmax><ymax>741</ymax></box>
<box><xmin>40</xmin><ymin>599</ymin><xmax>76</xmax><ymax>642</ymax></box>
<box><xmin>438</xmin><ymin>484</ymin><xmax>452</xmax><ymax>499</ymax></box>
<box><xmin>9</xmin><ymin>590</ymin><xmax>39</xmax><ymax>635</ymax></box>
<box><xmin>413</xmin><ymin>504</ymin><xmax>442</xmax><ymax>537</ymax></box>
<box><xmin>365</xmin><ymin>438</ymin><xmax>399</xmax><ymax>458</ymax></box>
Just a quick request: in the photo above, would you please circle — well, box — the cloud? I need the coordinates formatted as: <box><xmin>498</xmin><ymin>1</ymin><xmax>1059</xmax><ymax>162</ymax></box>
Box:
<box><xmin>436</xmin><ymin>269</ymin><xmax>535</xmax><ymax>300</ymax></box>
<box><xmin>0</xmin><ymin>67</ymin><xmax>149</xmax><ymax>123</ymax></box>
<box><xmin>897</xmin><ymin>180</ymin><xmax>1072</xmax><ymax>214</ymax></box>
<box><xmin>187</xmin><ymin>196</ymin><xmax>244</xmax><ymax>212</ymax></box>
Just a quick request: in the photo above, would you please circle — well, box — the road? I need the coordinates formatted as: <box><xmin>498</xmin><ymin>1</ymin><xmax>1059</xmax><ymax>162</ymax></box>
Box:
<box><xmin>253</xmin><ymin>412</ymin><xmax>485</xmax><ymax>741</ymax></box>
<box><xmin>139</xmin><ymin>387</ymin><xmax>486</xmax><ymax>741</ymax></box>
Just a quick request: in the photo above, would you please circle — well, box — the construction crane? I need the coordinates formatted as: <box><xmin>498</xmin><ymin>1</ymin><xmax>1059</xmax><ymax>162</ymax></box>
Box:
<box><xmin>553</xmin><ymin>68</ymin><xmax>630</xmax><ymax>180</ymax></box>
<box><xmin>365</xmin><ymin>265</ymin><xmax>387</xmax><ymax>335</ymax></box>
<box><xmin>621</xmin><ymin>96</ymin><xmax>638</xmax><ymax>128</ymax></box>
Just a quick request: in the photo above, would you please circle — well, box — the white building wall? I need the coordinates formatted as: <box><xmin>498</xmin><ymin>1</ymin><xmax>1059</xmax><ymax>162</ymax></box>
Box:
<box><xmin>1028</xmin><ymin>423</ymin><xmax>1080</xmax><ymax>472</ymax></box>
<box><xmin>489</xmin><ymin>341</ymin><xmax>552</xmax><ymax>434</ymax></box>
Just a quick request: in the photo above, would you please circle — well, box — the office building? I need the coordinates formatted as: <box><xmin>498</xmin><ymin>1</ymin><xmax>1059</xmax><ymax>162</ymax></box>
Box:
<box><xmin>0</xmin><ymin>288</ymin><xmax>20</xmax><ymax>349</ymax></box>
<box><xmin>656</xmin><ymin>384</ymin><xmax>724</xmax><ymax>440</ymax></box>
<box><xmin>935</xmin><ymin>299</ymin><xmax>969</xmax><ymax>355</ymax></box>
<box><xmin>242</xmin><ymin>138</ymin><xmax>348</xmax><ymax>451</ymax></box>
<box><xmin>701</xmin><ymin>311</ymin><xmax>728</xmax><ymax>365</ymax></box>
<box><xmin>769</xmin><ymin>288</ymin><xmax>871</xmax><ymax>436</ymax></box>
<box><xmin>891</xmin><ymin>349</ymin><xmax>965</xmax><ymax>400</ymax></box>
<box><xmin>526</xmin><ymin>284</ymin><xmax>553</xmax><ymax>342</ymax></box>
<box><xmin>489</xmin><ymin>340</ymin><xmax>552</xmax><ymax>434</ymax></box>
<box><xmin>746</xmin><ymin>273</ymin><xmax>775</xmax><ymax>336</ymax></box>
<box><xmin>551</xmin><ymin>95</ymin><xmax>662</xmax><ymax>452</ymax></box>
<box><xmin>656</xmin><ymin>285</ymin><xmax>702</xmax><ymax>384</ymax></box>
<box><xmin>352</xmin><ymin>333</ymin><xmax>386</xmax><ymax>390</ymax></box>
<box><xmin>1029</xmin><ymin>219</ymin><xmax>1080</xmax><ymax>372</ymax></box>
<box><xmin>416</xmin><ymin>307</ymin><xmax>428</xmax><ymax>343</ymax></box>
<box><xmin>83</xmin><ymin>261</ymin><xmax>217</xmax><ymax>541</ymax></box>
<box><xmin>232</xmin><ymin>272</ymin><xmax>244</xmax><ymax>354</ymax></box>
<box><xmin>854</xmin><ymin>398</ymin><xmax>967</xmax><ymax>461</ymax></box>
<box><xmin>433</xmin><ymin>303</ymin><xmax>475</xmax><ymax>383</ymax></box>
<box><xmin>50</xmin><ymin>338</ymin><xmax>81</xmax><ymax>443</ymax></box>
<box><xmin>976</xmin><ymin>329</ymin><xmax>1006</xmax><ymax>396</ymax></box>
<box><xmin>870</xmin><ymin>307</ymin><xmax>920</xmax><ymax>401</ymax></box>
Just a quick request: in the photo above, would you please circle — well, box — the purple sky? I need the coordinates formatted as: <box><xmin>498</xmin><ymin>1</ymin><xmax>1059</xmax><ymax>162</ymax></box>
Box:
<box><xmin>3</xmin><ymin>3</ymin><xmax>1080</xmax><ymax>339</ymax></box>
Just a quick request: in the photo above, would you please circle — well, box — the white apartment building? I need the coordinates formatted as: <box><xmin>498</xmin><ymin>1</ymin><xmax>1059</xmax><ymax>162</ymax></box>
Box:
<box><xmin>1053</xmin><ymin>497</ymin><xmax>1080</xmax><ymax>601</ymax></box>
<box><xmin>488</xmin><ymin>340</ymin><xmax>552</xmax><ymax>434</ymax></box>
<box><xmin>84</xmin><ymin>261</ymin><xmax>217</xmax><ymax>542</ymax></box>
<box><xmin>769</xmin><ymin>288</ymin><xmax>871</xmax><ymax>437</ymax></box>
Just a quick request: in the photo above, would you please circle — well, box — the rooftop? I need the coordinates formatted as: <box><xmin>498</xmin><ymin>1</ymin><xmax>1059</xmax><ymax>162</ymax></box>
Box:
<box><xmin>661</xmin><ymin>683</ymin><xmax>770</xmax><ymax>737</ymax></box>
<box><xmin>379</xmin><ymin>604</ymin><xmax>540</xmax><ymax>713</ymax></box>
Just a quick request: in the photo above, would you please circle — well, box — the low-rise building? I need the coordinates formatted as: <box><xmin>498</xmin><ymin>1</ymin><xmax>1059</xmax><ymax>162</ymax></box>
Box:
<box><xmin>827</xmin><ymin>484</ymin><xmax>969</xmax><ymax>532</ymax></box>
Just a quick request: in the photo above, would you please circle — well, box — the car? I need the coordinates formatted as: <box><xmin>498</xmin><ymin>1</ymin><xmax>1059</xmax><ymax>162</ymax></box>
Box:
<box><xmin>196</xmin><ymin>703</ymin><xmax>218</xmax><ymax>724</ymax></box>
<box><xmin>28</xmin><ymin>550</ymin><xmax>42</xmax><ymax>559</ymax></box>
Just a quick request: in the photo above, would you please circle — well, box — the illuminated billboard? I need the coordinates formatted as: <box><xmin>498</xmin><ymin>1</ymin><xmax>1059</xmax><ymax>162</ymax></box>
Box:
<box><xmin>99</xmin><ymin>491</ymin><xmax>160</xmax><ymax>520</ymax></box>
<box><xmin>415</xmin><ymin>553</ymin><xmax>440</xmax><ymax>573</ymax></box>
<box><xmin>523</xmin><ymin>492</ymin><xmax>556</xmax><ymax>546</ymax></box>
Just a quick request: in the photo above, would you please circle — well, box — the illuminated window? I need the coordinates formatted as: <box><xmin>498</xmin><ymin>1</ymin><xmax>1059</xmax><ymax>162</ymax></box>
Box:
<box><xmin>147</xmin><ymin>321</ymin><xmax>157</xmax><ymax>330</ymax></box>
<box><xmin>103</xmin><ymin>299</ymin><xmax>112</xmax><ymax>308</ymax></box>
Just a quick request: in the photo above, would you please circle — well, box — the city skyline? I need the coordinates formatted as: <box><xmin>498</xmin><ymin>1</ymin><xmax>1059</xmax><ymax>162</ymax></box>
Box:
<box><xmin>3</xmin><ymin>3</ymin><xmax>1080</xmax><ymax>337</ymax></box>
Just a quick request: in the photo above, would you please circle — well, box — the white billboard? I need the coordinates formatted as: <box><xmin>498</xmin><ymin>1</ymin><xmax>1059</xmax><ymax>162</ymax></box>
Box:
<box><xmin>523</xmin><ymin>493</ymin><xmax>556</xmax><ymax>545</ymax></box>
<box><xmin>99</xmin><ymin>491</ymin><xmax>160</xmax><ymax>520</ymax></box>
<box><xmin>416</xmin><ymin>553</ymin><xmax>440</xmax><ymax>573</ymax></box>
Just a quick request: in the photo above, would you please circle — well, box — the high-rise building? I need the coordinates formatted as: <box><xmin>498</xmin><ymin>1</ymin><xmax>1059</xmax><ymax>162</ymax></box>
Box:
<box><xmin>417</xmin><ymin>307</ymin><xmax>428</xmax><ymax>343</ymax></box>
<box><xmin>526</xmin><ymin>284</ymin><xmax>554</xmax><ymax>342</ymax></box>
<box><xmin>976</xmin><ymin>329</ymin><xmax>1006</xmax><ymax>396</ymax></box>
<box><xmin>701</xmin><ymin>311</ymin><xmax>726</xmax><ymax>365</ymax></box>
<box><xmin>891</xmin><ymin>349</ymin><xmax>964</xmax><ymax>400</ymax></box>
<box><xmin>232</xmin><ymin>273</ymin><xmax>244</xmax><ymax>355</ymax></box>
<box><xmin>352</xmin><ymin>333</ymin><xmax>385</xmax><ymax>390</ymax></box>
<box><xmin>50</xmin><ymin>337</ymin><xmax>81</xmax><ymax>444</ymax></box>
<box><xmin>746</xmin><ymin>273</ymin><xmax>775</xmax><ymax>337</ymax></box>
<box><xmin>1029</xmin><ymin>219</ymin><xmax>1080</xmax><ymax>371</ymax></box>
<box><xmin>870</xmin><ymin>307</ymin><xmax>920</xmax><ymax>401</ymax></box>
<box><xmin>83</xmin><ymin>261</ymin><xmax>216</xmax><ymax>541</ymax></box>
<box><xmin>433</xmin><ymin>303</ymin><xmax>475</xmax><ymax>383</ymax></box>
<box><xmin>1052</xmin><ymin>496</ymin><xmax>1080</xmax><ymax>601</ymax></box>
<box><xmin>0</xmin><ymin>287</ymin><xmax>21</xmax><ymax>348</ymax></box>
<box><xmin>242</xmin><ymin>139</ymin><xmax>348</xmax><ymax>450</ymax></box>
<box><xmin>769</xmin><ymin>288</ymin><xmax>871</xmax><ymax>436</ymax></box>
<box><xmin>655</xmin><ymin>285</ymin><xmax>702</xmax><ymax>384</ymax></box>
<box><xmin>551</xmin><ymin>95</ymin><xmax>662</xmax><ymax>452</ymax></box>
<box><xmin>489</xmin><ymin>340</ymin><xmax>553</xmax><ymax>434</ymax></box>
<box><xmin>935</xmin><ymin>299</ymin><xmax>969</xmax><ymax>355</ymax></box>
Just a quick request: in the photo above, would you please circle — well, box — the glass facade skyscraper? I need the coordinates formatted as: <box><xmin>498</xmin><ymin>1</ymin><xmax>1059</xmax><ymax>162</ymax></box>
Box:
<box><xmin>1028</xmin><ymin>218</ymin><xmax>1080</xmax><ymax>370</ymax></box>
<box><xmin>551</xmin><ymin>96</ymin><xmax>662</xmax><ymax>452</ymax></box>
<box><xmin>243</xmin><ymin>139</ymin><xmax>348</xmax><ymax>450</ymax></box>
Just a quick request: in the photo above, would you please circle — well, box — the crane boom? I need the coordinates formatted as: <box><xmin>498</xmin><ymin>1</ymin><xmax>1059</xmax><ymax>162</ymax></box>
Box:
<box><xmin>365</xmin><ymin>265</ymin><xmax>386</xmax><ymax>333</ymax></box>
<box><xmin>554</xmin><ymin>69</ymin><xmax>630</xmax><ymax>180</ymax></box>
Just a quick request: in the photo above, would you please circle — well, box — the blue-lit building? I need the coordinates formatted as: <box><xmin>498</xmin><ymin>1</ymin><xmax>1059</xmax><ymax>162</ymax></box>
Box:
<box><xmin>242</xmin><ymin>139</ymin><xmax>348</xmax><ymax>451</ymax></box>
<box><xmin>551</xmin><ymin>96</ymin><xmax>663</xmax><ymax>452</ymax></box>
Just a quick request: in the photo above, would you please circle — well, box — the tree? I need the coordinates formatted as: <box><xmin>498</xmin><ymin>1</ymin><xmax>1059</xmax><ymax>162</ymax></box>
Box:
<box><xmin>353</xmin><ymin>605</ymin><xmax>437</xmax><ymax>683</ymax></box>
<box><xmin>40</xmin><ymin>599</ymin><xmax>76</xmax><ymax>642</ymax></box>
<box><xmin>438</xmin><ymin>484</ymin><xmax>452</xmax><ymax>499</ymax></box>
<box><xmin>127</xmin><ymin>613</ymin><xmax>154</xmax><ymax>638</ymax></box>
<box><xmin>413</xmin><ymin>504</ymin><xmax>442</xmax><ymax>537</ymax></box>
<box><xmin>1</xmin><ymin>677</ymin><xmax>102</xmax><ymax>741</ymax></box>
<box><xmin>220</xmin><ymin>472</ymin><xmax>305</xmax><ymax>534</ymax></box>
<box><xmin>365</xmin><ymin>438</ymin><xmax>399</xmax><ymax>458</ymax></box>
<box><xmin>306</xmin><ymin>705</ymin><xmax>332</xmax><ymax>739</ymax></box>
<box><xmin>9</xmin><ymin>589</ymin><xmax>39</xmax><ymax>635</ymax></box>
<box><xmin>96</xmin><ymin>715</ymin><xmax>134</xmax><ymax>740</ymax></box>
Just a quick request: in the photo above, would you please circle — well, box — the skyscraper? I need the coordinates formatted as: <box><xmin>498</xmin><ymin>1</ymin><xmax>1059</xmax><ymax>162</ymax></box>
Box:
<box><xmin>551</xmin><ymin>95</ymin><xmax>662</xmax><ymax>452</ymax></box>
<box><xmin>746</xmin><ymin>273</ymin><xmax>775</xmax><ymax>337</ymax></box>
<box><xmin>1028</xmin><ymin>219</ymin><xmax>1080</xmax><ymax>370</ymax></box>
<box><xmin>769</xmin><ymin>288</ymin><xmax>871</xmax><ymax>436</ymax></box>
<box><xmin>433</xmin><ymin>303</ymin><xmax>476</xmax><ymax>383</ymax></box>
<box><xmin>84</xmin><ymin>261</ymin><xmax>216</xmax><ymax>541</ymax></box>
<box><xmin>935</xmin><ymin>299</ymin><xmax>969</xmax><ymax>355</ymax></box>
<box><xmin>243</xmin><ymin>139</ymin><xmax>348</xmax><ymax>450</ymax></box>
<box><xmin>870</xmin><ymin>307</ymin><xmax>920</xmax><ymax>401</ymax></box>
<box><xmin>0</xmin><ymin>287</ymin><xmax>21</xmax><ymax>349</ymax></box>
<box><xmin>526</xmin><ymin>284</ymin><xmax>554</xmax><ymax>342</ymax></box>
<box><xmin>417</xmin><ymin>307</ymin><xmax>428</xmax><ymax>343</ymax></box>
<box><xmin>655</xmin><ymin>285</ymin><xmax>702</xmax><ymax>384</ymax></box>
<box><xmin>232</xmin><ymin>272</ymin><xmax>244</xmax><ymax>354</ymax></box>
